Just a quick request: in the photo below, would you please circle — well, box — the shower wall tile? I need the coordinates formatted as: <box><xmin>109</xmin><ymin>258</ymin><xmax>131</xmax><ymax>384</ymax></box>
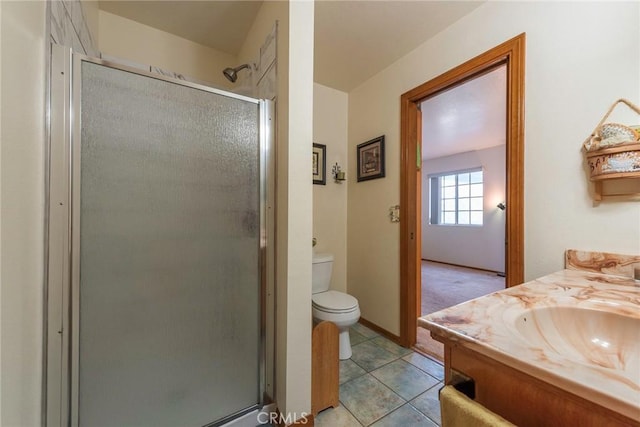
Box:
<box><xmin>61</xmin><ymin>0</ymin><xmax>79</xmax><ymax>19</ymax></box>
<box><xmin>149</xmin><ymin>66</ymin><xmax>222</xmax><ymax>91</ymax></box>
<box><xmin>71</xmin><ymin>27</ymin><xmax>85</xmax><ymax>55</ymax></box>
<box><xmin>101</xmin><ymin>57</ymin><xmax>203</xmax><ymax>88</ymax></box>
<box><xmin>257</xmin><ymin>23</ymin><xmax>277</xmax><ymax>82</ymax></box>
<box><xmin>150</xmin><ymin>66</ymin><xmax>187</xmax><ymax>81</ymax></box>
<box><xmin>75</xmin><ymin>13</ymin><xmax>99</xmax><ymax>57</ymax></box>
<box><xmin>62</xmin><ymin>1</ymin><xmax>85</xmax><ymax>47</ymax></box>
<box><xmin>257</xmin><ymin>58</ymin><xmax>276</xmax><ymax>101</ymax></box>
<box><xmin>254</xmin><ymin>23</ymin><xmax>277</xmax><ymax>100</ymax></box>
<box><xmin>50</xmin><ymin>0</ymin><xmax>72</xmax><ymax>46</ymax></box>
<box><xmin>50</xmin><ymin>0</ymin><xmax>99</xmax><ymax>57</ymax></box>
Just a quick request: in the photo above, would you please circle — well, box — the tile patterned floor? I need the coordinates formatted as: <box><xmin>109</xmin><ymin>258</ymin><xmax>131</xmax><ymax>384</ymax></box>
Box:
<box><xmin>316</xmin><ymin>324</ymin><xmax>444</xmax><ymax>427</ymax></box>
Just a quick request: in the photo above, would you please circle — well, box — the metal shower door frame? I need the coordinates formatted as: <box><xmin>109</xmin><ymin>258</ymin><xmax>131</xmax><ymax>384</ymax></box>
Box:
<box><xmin>45</xmin><ymin>44</ymin><xmax>274</xmax><ymax>427</ymax></box>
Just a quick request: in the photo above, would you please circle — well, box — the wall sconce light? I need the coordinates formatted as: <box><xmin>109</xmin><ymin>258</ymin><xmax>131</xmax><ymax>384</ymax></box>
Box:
<box><xmin>497</xmin><ymin>202</ymin><xmax>506</xmax><ymax>211</ymax></box>
<box><xmin>332</xmin><ymin>163</ymin><xmax>346</xmax><ymax>183</ymax></box>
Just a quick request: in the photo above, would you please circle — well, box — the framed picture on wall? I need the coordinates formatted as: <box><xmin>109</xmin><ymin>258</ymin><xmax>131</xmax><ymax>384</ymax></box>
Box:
<box><xmin>357</xmin><ymin>135</ymin><xmax>385</xmax><ymax>182</ymax></box>
<box><xmin>313</xmin><ymin>143</ymin><xmax>326</xmax><ymax>185</ymax></box>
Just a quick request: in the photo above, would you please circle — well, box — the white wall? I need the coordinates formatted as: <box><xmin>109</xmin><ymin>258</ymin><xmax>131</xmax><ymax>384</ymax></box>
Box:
<box><xmin>313</xmin><ymin>83</ymin><xmax>348</xmax><ymax>292</ymax></box>
<box><xmin>284</xmin><ymin>2</ymin><xmax>314</xmax><ymax>417</ymax></box>
<box><xmin>348</xmin><ymin>1</ymin><xmax>640</xmax><ymax>336</ymax></box>
<box><xmin>1</xmin><ymin>1</ymin><xmax>46</xmax><ymax>425</ymax></box>
<box><xmin>50</xmin><ymin>0</ymin><xmax>99</xmax><ymax>56</ymax></box>
<box><xmin>422</xmin><ymin>145</ymin><xmax>506</xmax><ymax>272</ymax></box>
<box><xmin>238</xmin><ymin>1</ymin><xmax>314</xmax><ymax>418</ymax></box>
<box><xmin>98</xmin><ymin>10</ymin><xmax>237</xmax><ymax>89</ymax></box>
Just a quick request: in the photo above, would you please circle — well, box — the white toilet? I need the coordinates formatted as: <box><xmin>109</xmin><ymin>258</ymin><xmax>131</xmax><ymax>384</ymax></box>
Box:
<box><xmin>312</xmin><ymin>253</ymin><xmax>360</xmax><ymax>360</ymax></box>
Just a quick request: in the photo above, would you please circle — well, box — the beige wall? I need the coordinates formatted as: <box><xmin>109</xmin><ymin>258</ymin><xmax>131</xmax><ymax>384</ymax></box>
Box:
<box><xmin>313</xmin><ymin>83</ymin><xmax>348</xmax><ymax>292</ymax></box>
<box><xmin>348</xmin><ymin>1</ymin><xmax>640</xmax><ymax>335</ymax></box>
<box><xmin>284</xmin><ymin>1</ymin><xmax>314</xmax><ymax>417</ymax></box>
<box><xmin>98</xmin><ymin>10</ymin><xmax>236</xmax><ymax>89</ymax></box>
<box><xmin>1</xmin><ymin>1</ymin><xmax>46</xmax><ymax>425</ymax></box>
<box><xmin>82</xmin><ymin>1</ymin><xmax>99</xmax><ymax>47</ymax></box>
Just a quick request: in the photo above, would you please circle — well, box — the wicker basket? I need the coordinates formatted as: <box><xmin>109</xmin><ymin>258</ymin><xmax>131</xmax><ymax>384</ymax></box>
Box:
<box><xmin>583</xmin><ymin>99</ymin><xmax>640</xmax><ymax>181</ymax></box>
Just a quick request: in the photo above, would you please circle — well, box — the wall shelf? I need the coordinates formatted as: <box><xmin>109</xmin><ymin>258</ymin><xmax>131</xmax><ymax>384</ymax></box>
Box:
<box><xmin>592</xmin><ymin>176</ymin><xmax>640</xmax><ymax>201</ymax></box>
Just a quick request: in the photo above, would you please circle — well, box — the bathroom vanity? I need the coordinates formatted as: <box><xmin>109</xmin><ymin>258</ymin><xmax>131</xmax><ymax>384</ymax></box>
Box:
<box><xmin>420</xmin><ymin>254</ymin><xmax>640</xmax><ymax>426</ymax></box>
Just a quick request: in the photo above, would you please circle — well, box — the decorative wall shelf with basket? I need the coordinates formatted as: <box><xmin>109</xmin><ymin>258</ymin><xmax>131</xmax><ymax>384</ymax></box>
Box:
<box><xmin>583</xmin><ymin>99</ymin><xmax>640</xmax><ymax>200</ymax></box>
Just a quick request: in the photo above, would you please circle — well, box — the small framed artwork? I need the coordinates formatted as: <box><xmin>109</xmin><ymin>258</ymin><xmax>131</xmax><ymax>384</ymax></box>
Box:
<box><xmin>357</xmin><ymin>135</ymin><xmax>385</xmax><ymax>182</ymax></box>
<box><xmin>313</xmin><ymin>143</ymin><xmax>326</xmax><ymax>185</ymax></box>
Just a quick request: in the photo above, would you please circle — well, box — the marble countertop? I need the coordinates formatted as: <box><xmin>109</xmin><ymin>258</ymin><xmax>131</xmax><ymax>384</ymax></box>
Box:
<box><xmin>419</xmin><ymin>269</ymin><xmax>640</xmax><ymax>420</ymax></box>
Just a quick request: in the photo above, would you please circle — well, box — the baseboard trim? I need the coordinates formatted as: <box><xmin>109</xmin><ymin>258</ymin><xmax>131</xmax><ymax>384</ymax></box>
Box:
<box><xmin>421</xmin><ymin>258</ymin><xmax>504</xmax><ymax>276</ymax></box>
<box><xmin>358</xmin><ymin>318</ymin><xmax>403</xmax><ymax>346</ymax></box>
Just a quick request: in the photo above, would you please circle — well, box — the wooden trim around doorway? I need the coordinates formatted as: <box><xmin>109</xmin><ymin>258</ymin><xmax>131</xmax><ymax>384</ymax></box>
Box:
<box><xmin>400</xmin><ymin>33</ymin><xmax>526</xmax><ymax>347</ymax></box>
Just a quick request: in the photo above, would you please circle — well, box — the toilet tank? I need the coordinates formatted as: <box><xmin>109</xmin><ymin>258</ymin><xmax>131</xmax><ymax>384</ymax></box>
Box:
<box><xmin>312</xmin><ymin>253</ymin><xmax>334</xmax><ymax>294</ymax></box>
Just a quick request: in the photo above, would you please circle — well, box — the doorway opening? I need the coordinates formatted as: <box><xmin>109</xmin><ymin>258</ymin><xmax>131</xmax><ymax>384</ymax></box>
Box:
<box><xmin>418</xmin><ymin>64</ymin><xmax>507</xmax><ymax>357</ymax></box>
<box><xmin>399</xmin><ymin>34</ymin><xmax>526</xmax><ymax>357</ymax></box>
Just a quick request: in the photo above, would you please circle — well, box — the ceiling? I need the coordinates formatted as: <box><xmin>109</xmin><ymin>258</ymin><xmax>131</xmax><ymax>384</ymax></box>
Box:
<box><xmin>314</xmin><ymin>1</ymin><xmax>482</xmax><ymax>91</ymax></box>
<box><xmin>99</xmin><ymin>0</ymin><xmax>483</xmax><ymax>92</ymax></box>
<box><xmin>99</xmin><ymin>1</ymin><xmax>263</xmax><ymax>55</ymax></box>
<box><xmin>421</xmin><ymin>65</ymin><xmax>506</xmax><ymax>160</ymax></box>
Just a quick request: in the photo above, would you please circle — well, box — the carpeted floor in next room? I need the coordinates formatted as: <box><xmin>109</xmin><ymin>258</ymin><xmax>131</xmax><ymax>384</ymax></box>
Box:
<box><xmin>421</xmin><ymin>260</ymin><xmax>505</xmax><ymax>315</ymax></box>
<box><xmin>416</xmin><ymin>260</ymin><xmax>505</xmax><ymax>361</ymax></box>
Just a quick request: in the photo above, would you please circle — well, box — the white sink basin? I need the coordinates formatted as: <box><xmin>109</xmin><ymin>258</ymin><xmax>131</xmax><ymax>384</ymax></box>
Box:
<box><xmin>513</xmin><ymin>307</ymin><xmax>640</xmax><ymax>374</ymax></box>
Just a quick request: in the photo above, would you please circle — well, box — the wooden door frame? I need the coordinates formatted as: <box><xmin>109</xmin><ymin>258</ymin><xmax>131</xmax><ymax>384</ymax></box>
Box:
<box><xmin>400</xmin><ymin>34</ymin><xmax>526</xmax><ymax>347</ymax></box>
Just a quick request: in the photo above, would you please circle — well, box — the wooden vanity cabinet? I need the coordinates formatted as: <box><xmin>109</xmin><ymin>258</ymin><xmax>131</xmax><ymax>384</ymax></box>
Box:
<box><xmin>439</xmin><ymin>338</ymin><xmax>639</xmax><ymax>427</ymax></box>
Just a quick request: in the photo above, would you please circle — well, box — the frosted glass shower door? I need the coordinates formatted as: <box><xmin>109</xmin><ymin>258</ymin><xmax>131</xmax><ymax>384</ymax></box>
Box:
<box><xmin>74</xmin><ymin>60</ymin><xmax>262</xmax><ymax>427</ymax></box>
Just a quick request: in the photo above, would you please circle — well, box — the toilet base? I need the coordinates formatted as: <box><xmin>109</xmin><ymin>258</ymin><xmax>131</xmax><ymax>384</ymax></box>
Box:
<box><xmin>338</xmin><ymin>329</ymin><xmax>352</xmax><ymax>360</ymax></box>
<box><xmin>312</xmin><ymin>306</ymin><xmax>360</xmax><ymax>361</ymax></box>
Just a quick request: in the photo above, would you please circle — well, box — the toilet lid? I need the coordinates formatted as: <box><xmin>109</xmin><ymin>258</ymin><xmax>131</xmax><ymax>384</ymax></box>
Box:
<box><xmin>312</xmin><ymin>290</ymin><xmax>358</xmax><ymax>312</ymax></box>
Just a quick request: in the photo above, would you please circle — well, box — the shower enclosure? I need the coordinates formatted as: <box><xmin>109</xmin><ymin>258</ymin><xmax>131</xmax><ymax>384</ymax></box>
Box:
<box><xmin>45</xmin><ymin>46</ymin><xmax>273</xmax><ymax>427</ymax></box>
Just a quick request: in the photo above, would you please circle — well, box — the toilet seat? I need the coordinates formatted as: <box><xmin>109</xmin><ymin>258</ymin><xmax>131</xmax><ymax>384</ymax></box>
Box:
<box><xmin>312</xmin><ymin>290</ymin><xmax>358</xmax><ymax>313</ymax></box>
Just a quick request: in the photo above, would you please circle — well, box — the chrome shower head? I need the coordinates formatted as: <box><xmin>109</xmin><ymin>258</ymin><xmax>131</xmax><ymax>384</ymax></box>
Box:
<box><xmin>222</xmin><ymin>64</ymin><xmax>251</xmax><ymax>83</ymax></box>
